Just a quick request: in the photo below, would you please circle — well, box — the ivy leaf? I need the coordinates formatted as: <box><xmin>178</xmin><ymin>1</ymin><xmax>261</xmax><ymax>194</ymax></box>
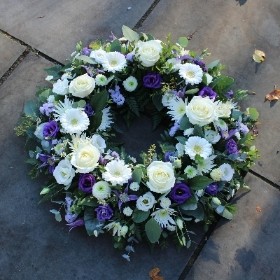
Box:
<box><xmin>145</xmin><ymin>218</ymin><xmax>162</xmax><ymax>243</ymax></box>
<box><xmin>177</xmin><ymin>37</ymin><xmax>189</xmax><ymax>48</ymax></box>
<box><xmin>126</xmin><ymin>97</ymin><xmax>140</xmax><ymax>117</ymax></box>
<box><xmin>122</xmin><ymin>25</ymin><xmax>140</xmax><ymax>42</ymax></box>
<box><xmin>132</xmin><ymin>210</ymin><xmax>150</xmax><ymax>223</ymax></box>
<box><xmin>189</xmin><ymin>176</ymin><xmax>213</xmax><ymax>190</ymax></box>
<box><xmin>212</xmin><ymin>75</ymin><xmax>234</xmax><ymax>94</ymax></box>
<box><xmin>90</xmin><ymin>90</ymin><xmax>109</xmax><ymax>112</ymax></box>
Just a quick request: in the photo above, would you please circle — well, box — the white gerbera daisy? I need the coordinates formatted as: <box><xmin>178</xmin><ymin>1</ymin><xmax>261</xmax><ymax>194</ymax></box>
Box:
<box><xmin>136</xmin><ymin>192</ymin><xmax>156</xmax><ymax>211</ymax></box>
<box><xmin>102</xmin><ymin>159</ymin><xmax>132</xmax><ymax>186</ymax></box>
<box><xmin>159</xmin><ymin>197</ymin><xmax>171</xmax><ymax>209</ymax></box>
<box><xmin>53</xmin><ymin>96</ymin><xmax>73</xmax><ymax>120</ymax></box>
<box><xmin>219</xmin><ymin>163</ymin><xmax>234</xmax><ymax>182</ymax></box>
<box><xmin>123</xmin><ymin>206</ymin><xmax>133</xmax><ymax>217</ymax></box>
<box><xmin>97</xmin><ymin>107</ymin><xmax>113</xmax><ymax>131</ymax></box>
<box><xmin>60</xmin><ymin>108</ymin><xmax>90</xmax><ymax>134</ymax></box>
<box><xmin>167</xmin><ymin>97</ymin><xmax>187</xmax><ymax>122</ymax></box>
<box><xmin>102</xmin><ymin>52</ymin><xmax>127</xmax><ymax>73</ymax></box>
<box><xmin>178</xmin><ymin>63</ymin><xmax>203</xmax><ymax>85</ymax></box>
<box><xmin>95</xmin><ymin>74</ymin><xmax>108</xmax><ymax>86</ymax></box>
<box><xmin>204</xmin><ymin>130</ymin><xmax>221</xmax><ymax>144</ymax></box>
<box><xmin>196</xmin><ymin>155</ymin><xmax>216</xmax><ymax>174</ymax></box>
<box><xmin>185</xmin><ymin>136</ymin><xmax>212</xmax><ymax>160</ymax></box>
<box><xmin>184</xmin><ymin>165</ymin><xmax>197</xmax><ymax>179</ymax></box>
<box><xmin>152</xmin><ymin>208</ymin><xmax>176</xmax><ymax>228</ymax></box>
<box><xmin>92</xmin><ymin>181</ymin><xmax>111</xmax><ymax>200</ymax></box>
<box><xmin>123</xmin><ymin>76</ymin><xmax>138</xmax><ymax>92</ymax></box>
<box><xmin>90</xmin><ymin>48</ymin><xmax>107</xmax><ymax>64</ymax></box>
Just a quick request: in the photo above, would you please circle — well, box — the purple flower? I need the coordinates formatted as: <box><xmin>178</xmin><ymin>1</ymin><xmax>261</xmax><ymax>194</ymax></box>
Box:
<box><xmin>39</xmin><ymin>102</ymin><xmax>54</xmax><ymax>116</ymax></box>
<box><xmin>225</xmin><ymin>90</ymin><xmax>234</xmax><ymax>99</ymax></box>
<box><xmin>95</xmin><ymin>205</ymin><xmax>113</xmax><ymax>221</ymax></box>
<box><xmin>237</xmin><ymin>121</ymin><xmax>249</xmax><ymax>135</ymax></box>
<box><xmin>226</xmin><ymin>139</ymin><xmax>239</xmax><ymax>154</ymax></box>
<box><xmin>84</xmin><ymin>103</ymin><xmax>95</xmax><ymax>117</ymax></box>
<box><xmin>114</xmin><ymin>187</ymin><xmax>138</xmax><ymax>209</ymax></box>
<box><xmin>169</xmin><ymin>182</ymin><xmax>192</xmax><ymax>204</ymax></box>
<box><xmin>111</xmin><ymin>151</ymin><xmax>120</xmax><ymax>159</ymax></box>
<box><xmin>198</xmin><ymin>87</ymin><xmax>217</xmax><ymax>100</ymax></box>
<box><xmin>126</xmin><ymin>52</ymin><xmax>134</xmax><ymax>62</ymax></box>
<box><xmin>205</xmin><ymin>183</ymin><xmax>218</xmax><ymax>196</ymax></box>
<box><xmin>43</xmin><ymin>121</ymin><xmax>59</xmax><ymax>139</ymax></box>
<box><xmin>169</xmin><ymin>122</ymin><xmax>180</xmax><ymax>137</ymax></box>
<box><xmin>143</xmin><ymin>73</ymin><xmax>162</xmax><ymax>89</ymax></box>
<box><xmin>109</xmin><ymin>85</ymin><xmax>125</xmax><ymax>106</ymax></box>
<box><xmin>99</xmin><ymin>156</ymin><xmax>108</xmax><ymax>166</ymax></box>
<box><xmin>193</xmin><ymin>59</ymin><xmax>207</xmax><ymax>72</ymax></box>
<box><xmin>78</xmin><ymin>174</ymin><xmax>96</xmax><ymax>193</ymax></box>
<box><xmin>67</xmin><ymin>218</ymin><xmax>85</xmax><ymax>231</ymax></box>
<box><xmin>179</xmin><ymin>54</ymin><xmax>192</xmax><ymax>61</ymax></box>
<box><xmin>164</xmin><ymin>151</ymin><xmax>175</xmax><ymax>162</ymax></box>
<box><xmin>81</xmin><ymin>47</ymin><xmax>91</xmax><ymax>56</ymax></box>
<box><xmin>38</xmin><ymin>153</ymin><xmax>55</xmax><ymax>173</ymax></box>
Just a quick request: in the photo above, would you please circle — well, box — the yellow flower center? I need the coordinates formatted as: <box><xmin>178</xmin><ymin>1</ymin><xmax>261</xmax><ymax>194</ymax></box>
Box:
<box><xmin>193</xmin><ymin>145</ymin><xmax>202</xmax><ymax>153</ymax></box>
<box><xmin>186</xmin><ymin>71</ymin><xmax>195</xmax><ymax>78</ymax></box>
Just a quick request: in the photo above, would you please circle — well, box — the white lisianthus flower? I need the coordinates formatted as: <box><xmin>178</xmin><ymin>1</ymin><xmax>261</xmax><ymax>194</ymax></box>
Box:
<box><xmin>95</xmin><ymin>74</ymin><xmax>108</xmax><ymax>86</ymax></box>
<box><xmin>102</xmin><ymin>52</ymin><xmax>127</xmax><ymax>73</ymax></box>
<box><xmin>123</xmin><ymin>76</ymin><xmax>138</xmax><ymax>92</ymax></box>
<box><xmin>186</xmin><ymin>96</ymin><xmax>217</xmax><ymax>126</ymax></box>
<box><xmin>215</xmin><ymin>101</ymin><xmax>235</xmax><ymax>118</ymax></box>
<box><xmin>185</xmin><ymin>136</ymin><xmax>212</xmax><ymax>160</ymax></box>
<box><xmin>176</xmin><ymin>143</ymin><xmax>185</xmax><ymax>157</ymax></box>
<box><xmin>146</xmin><ymin>161</ymin><xmax>175</xmax><ymax>194</ymax></box>
<box><xmin>136</xmin><ymin>192</ymin><xmax>156</xmax><ymax>211</ymax></box>
<box><xmin>196</xmin><ymin>155</ymin><xmax>216</xmax><ymax>174</ymax></box>
<box><xmin>204</xmin><ymin>130</ymin><xmax>221</xmax><ymax>144</ymax></box>
<box><xmin>210</xmin><ymin>168</ymin><xmax>223</xmax><ymax>181</ymax></box>
<box><xmin>97</xmin><ymin>107</ymin><xmax>113</xmax><ymax>131</ymax></box>
<box><xmin>34</xmin><ymin>122</ymin><xmax>48</xmax><ymax>140</ymax></box>
<box><xmin>129</xmin><ymin>182</ymin><xmax>140</xmax><ymax>191</ymax></box>
<box><xmin>90</xmin><ymin>48</ymin><xmax>107</xmax><ymax>64</ymax></box>
<box><xmin>159</xmin><ymin>197</ymin><xmax>172</xmax><ymax>209</ymax></box>
<box><xmin>178</xmin><ymin>63</ymin><xmax>203</xmax><ymax>85</ymax></box>
<box><xmin>152</xmin><ymin>208</ymin><xmax>176</xmax><ymax>228</ymax></box>
<box><xmin>123</xmin><ymin>206</ymin><xmax>133</xmax><ymax>217</ymax></box>
<box><xmin>162</xmin><ymin>92</ymin><xmax>176</xmax><ymax>107</ymax></box>
<box><xmin>136</xmin><ymin>40</ymin><xmax>162</xmax><ymax>67</ymax></box>
<box><xmin>71</xmin><ymin>143</ymin><xmax>100</xmax><ymax>173</ymax></box>
<box><xmin>60</xmin><ymin>108</ymin><xmax>90</xmax><ymax>134</ymax></box>
<box><xmin>53</xmin><ymin>159</ymin><xmax>75</xmax><ymax>186</ymax></box>
<box><xmin>166</xmin><ymin>58</ymin><xmax>181</xmax><ymax>71</ymax></box>
<box><xmin>91</xmin><ymin>134</ymin><xmax>106</xmax><ymax>153</ymax></box>
<box><xmin>102</xmin><ymin>159</ymin><xmax>132</xmax><ymax>186</ymax></box>
<box><xmin>219</xmin><ymin>163</ymin><xmax>235</xmax><ymax>181</ymax></box>
<box><xmin>92</xmin><ymin>181</ymin><xmax>111</xmax><ymax>200</ymax></box>
<box><xmin>69</xmin><ymin>74</ymin><xmax>95</xmax><ymax>98</ymax></box>
<box><xmin>53</xmin><ymin>78</ymin><xmax>69</xmax><ymax>95</ymax></box>
<box><xmin>184</xmin><ymin>165</ymin><xmax>197</xmax><ymax>179</ymax></box>
<box><xmin>167</xmin><ymin>97</ymin><xmax>187</xmax><ymax>122</ymax></box>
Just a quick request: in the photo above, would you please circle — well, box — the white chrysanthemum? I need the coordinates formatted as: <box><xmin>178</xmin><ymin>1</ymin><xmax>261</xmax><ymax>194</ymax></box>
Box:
<box><xmin>219</xmin><ymin>163</ymin><xmax>235</xmax><ymax>182</ymax></box>
<box><xmin>53</xmin><ymin>96</ymin><xmax>73</xmax><ymax>120</ymax></box>
<box><xmin>123</xmin><ymin>206</ymin><xmax>133</xmax><ymax>217</ymax></box>
<box><xmin>97</xmin><ymin>107</ymin><xmax>113</xmax><ymax>131</ymax></box>
<box><xmin>102</xmin><ymin>52</ymin><xmax>127</xmax><ymax>73</ymax></box>
<box><xmin>184</xmin><ymin>165</ymin><xmax>197</xmax><ymax>179</ymax></box>
<box><xmin>215</xmin><ymin>101</ymin><xmax>236</xmax><ymax>118</ymax></box>
<box><xmin>184</xmin><ymin>128</ymin><xmax>194</xmax><ymax>136</ymax></box>
<box><xmin>92</xmin><ymin>181</ymin><xmax>111</xmax><ymax>200</ymax></box>
<box><xmin>167</xmin><ymin>97</ymin><xmax>187</xmax><ymax>122</ymax></box>
<box><xmin>162</xmin><ymin>92</ymin><xmax>176</xmax><ymax>107</ymax></box>
<box><xmin>196</xmin><ymin>155</ymin><xmax>216</xmax><ymax>174</ymax></box>
<box><xmin>91</xmin><ymin>134</ymin><xmax>106</xmax><ymax>153</ymax></box>
<box><xmin>60</xmin><ymin>108</ymin><xmax>89</xmax><ymax>134</ymax></box>
<box><xmin>152</xmin><ymin>208</ymin><xmax>176</xmax><ymax>228</ymax></box>
<box><xmin>53</xmin><ymin>159</ymin><xmax>75</xmax><ymax>186</ymax></box>
<box><xmin>178</xmin><ymin>63</ymin><xmax>203</xmax><ymax>85</ymax></box>
<box><xmin>123</xmin><ymin>76</ymin><xmax>138</xmax><ymax>92</ymax></box>
<box><xmin>176</xmin><ymin>143</ymin><xmax>185</xmax><ymax>157</ymax></box>
<box><xmin>95</xmin><ymin>74</ymin><xmax>108</xmax><ymax>86</ymax></box>
<box><xmin>102</xmin><ymin>159</ymin><xmax>132</xmax><ymax>186</ymax></box>
<box><xmin>136</xmin><ymin>192</ymin><xmax>156</xmax><ymax>211</ymax></box>
<box><xmin>210</xmin><ymin>168</ymin><xmax>223</xmax><ymax>181</ymax></box>
<box><xmin>185</xmin><ymin>136</ymin><xmax>212</xmax><ymax>160</ymax></box>
<box><xmin>90</xmin><ymin>48</ymin><xmax>107</xmax><ymax>64</ymax></box>
<box><xmin>104</xmin><ymin>221</ymin><xmax>123</xmax><ymax>236</ymax></box>
<box><xmin>204</xmin><ymin>130</ymin><xmax>221</xmax><ymax>144</ymax></box>
<box><xmin>159</xmin><ymin>197</ymin><xmax>171</xmax><ymax>209</ymax></box>
<box><xmin>130</xmin><ymin>182</ymin><xmax>140</xmax><ymax>191</ymax></box>
<box><xmin>52</xmin><ymin>78</ymin><xmax>69</xmax><ymax>95</ymax></box>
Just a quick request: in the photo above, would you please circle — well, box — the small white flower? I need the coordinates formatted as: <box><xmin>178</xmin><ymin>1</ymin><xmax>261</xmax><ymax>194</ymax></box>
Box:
<box><xmin>176</xmin><ymin>143</ymin><xmax>185</xmax><ymax>157</ymax></box>
<box><xmin>196</xmin><ymin>155</ymin><xmax>216</xmax><ymax>174</ymax></box>
<box><xmin>123</xmin><ymin>76</ymin><xmax>138</xmax><ymax>92</ymax></box>
<box><xmin>52</xmin><ymin>78</ymin><xmax>69</xmax><ymax>95</ymax></box>
<box><xmin>45</xmin><ymin>75</ymin><xmax>53</xmax><ymax>81</ymax></box>
<box><xmin>152</xmin><ymin>208</ymin><xmax>176</xmax><ymax>228</ymax></box>
<box><xmin>102</xmin><ymin>52</ymin><xmax>127</xmax><ymax>73</ymax></box>
<box><xmin>162</xmin><ymin>92</ymin><xmax>176</xmax><ymax>107</ymax></box>
<box><xmin>90</xmin><ymin>48</ymin><xmax>107</xmax><ymax>64</ymax></box>
<box><xmin>166</xmin><ymin>58</ymin><xmax>181</xmax><ymax>71</ymax></box>
<box><xmin>47</xmin><ymin>95</ymin><xmax>55</xmax><ymax>103</ymax></box>
<box><xmin>97</xmin><ymin>107</ymin><xmax>113</xmax><ymax>131</ymax></box>
<box><xmin>184</xmin><ymin>165</ymin><xmax>197</xmax><ymax>179</ymax></box>
<box><xmin>91</xmin><ymin>134</ymin><xmax>106</xmax><ymax>153</ymax></box>
<box><xmin>185</xmin><ymin>136</ymin><xmax>212</xmax><ymax>160</ymax></box>
<box><xmin>102</xmin><ymin>159</ymin><xmax>132</xmax><ymax>186</ymax></box>
<box><xmin>53</xmin><ymin>159</ymin><xmax>75</xmax><ymax>186</ymax></box>
<box><xmin>104</xmin><ymin>221</ymin><xmax>122</xmax><ymax>236</ymax></box>
<box><xmin>204</xmin><ymin>130</ymin><xmax>221</xmax><ymax>144</ymax></box>
<box><xmin>123</xmin><ymin>206</ymin><xmax>133</xmax><ymax>216</ymax></box>
<box><xmin>129</xmin><ymin>182</ymin><xmax>140</xmax><ymax>191</ymax></box>
<box><xmin>167</xmin><ymin>97</ymin><xmax>187</xmax><ymax>122</ymax></box>
<box><xmin>61</xmin><ymin>72</ymin><xmax>73</xmax><ymax>80</ymax></box>
<box><xmin>136</xmin><ymin>192</ymin><xmax>156</xmax><ymax>211</ymax></box>
<box><xmin>219</xmin><ymin>163</ymin><xmax>234</xmax><ymax>182</ymax></box>
<box><xmin>159</xmin><ymin>197</ymin><xmax>171</xmax><ymax>209</ymax></box>
<box><xmin>95</xmin><ymin>74</ymin><xmax>108</xmax><ymax>86</ymax></box>
<box><xmin>184</xmin><ymin>128</ymin><xmax>194</xmax><ymax>136</ymax></box>
<box><xmin>69</xmin><ymin>74</ymin><xmax>95</xmax><ymax>98</ymax></box>
<box><xmin>210</xmin><ymin>168</ymin><xmax>223</xmax><ymax>181</ymax></box>
<box><xmin>178</xmin><ymin>63</ymin><xmax>203</xmax><ymax>85</ymax></box>
<box><xmin>92</xmin><ymin>181</ymin><xmax>111</xmax><ymax>200</ymax></box>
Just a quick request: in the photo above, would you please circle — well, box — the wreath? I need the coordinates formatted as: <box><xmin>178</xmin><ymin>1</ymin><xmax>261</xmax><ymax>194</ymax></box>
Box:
<box><xmin>15</xmin><ymin>26</ymin><xmax>259</xmax><ymax>260</ymax></box>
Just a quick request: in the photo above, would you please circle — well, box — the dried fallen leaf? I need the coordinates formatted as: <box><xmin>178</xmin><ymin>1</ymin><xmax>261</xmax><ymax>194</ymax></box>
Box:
<box><xmin>265</xmin><ymin>86</ymin><xmax>280</xmax><ymax>102</ymax></box>
<box><xmin>253</xmin><ymin>49</ymin><xmax>266</xmax><ymax>63</ymax></box>
<box><xmin>149</xmin><ymin>267</ymin><xmax>164</xmax><ymax>280</ymax></box>
<box><xmin>256</xmin><ymin>206</ymin><xmax>262</xmax><ymax>213</ymax></box>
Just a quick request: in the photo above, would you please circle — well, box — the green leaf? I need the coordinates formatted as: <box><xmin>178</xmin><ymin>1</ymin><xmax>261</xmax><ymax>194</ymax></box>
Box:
<box><xmin>40</xmin><ymin>187</ymin><xmax>50</xmax><ymax>195</ymax></box>
<box><xmin>247</xmin><ymin>107</ymin><xmax>259</xmax><ymax>121</ymax></box>
<box><xmin>77</xmin><ymin>100</ymin><xmax>87</xmax><ymax>108</ymax></box>
<box><xmin>50</xmin><ymin>209</ymin><xmax>62</xmax><ymax>222</ymax></box>
<box><xmin>145</xmin><ymin>218</ymin><xmax>162</xmax><ymax>243</ymax></box>
<box><xmin>110</xmin><ymin>39</ymin><xmax>122</xmax><ymax>52</ymax></box>
<box><xmin>180</xmin><ymin>197</ymin><xmax>198</xmax><ymax>211</ymax></box>
<box><xmin>126</xmin><ymin>97</ymin><xmax>140</xmax><ymax>116</ymax></box>
<box><xmin>189</xmin><ymin>176</ymin><xmax>213</xmax><ymax>190</ymax></box>
<box><xmin>84</xmin><ymin>208</ymin><xmax>104</xmax><ymax>236</ymax></box>
<box><xmin>152</xmin><ymin>94</ymin><xmax>164</xmax><ymax>111</ymax></box>
<box><xmin>207</xmin><ymin>59</ymin><xmax>220</xmax><ymax>69</ymax></box>
<box><xmin>179</xmin><ymin>115</ymin><xmax>192</xmax><ymax>130</ymax></box>
<box><xmin>193</xmin><ymin>125</ymin><xmax>204</xmax><ymax>137</ymax></box>
<box><xmin>132</xmin><ymin>210</ymin><xmax>150</xmax><ymax>223</ymax></box>
<box><xmin>176</xmin><ymin>136</ymin><xmax>186</xmax><ymax>144</ymax></box>
<box><xmin>222</xmin><ymin>209</ymin><xmax>233</xmax><ymax>220</ymax></box>
<box><xmin>38</xmin><ymin>89</ymin><xmax>52</xmax><ymax>102</ymax></box>
<box><xmin>185</xmin><ymin>88</ymin><xmax>199</xmax><ymax>95</ymax></box>
<box><xmin>24</xmin><ymin>100</ymin><xmax>38</xmax><ymax>118</ymax></box>
<box><xmin>181</xmin><ymin>203</ymin><xmax>205</xmax><ymax>221</ymax></box>
<box><xmin>90</xmin><ymin>90</ymin><xmax>109</xmax><ymax>112</ymax></box>
<box><xmin>152</xmin><ymin>113</ymin><xmax>163</xmax><ymax>130</ymax></box>
<box><xmin>178</xmin><ymin>37</ymin><xmax>189</xmax><ymax>48</ymax></box>
<box><xmin>45</xmin><ymin>65</ymin><xmax>62</xmax><ymax>80</ymax></box>
<box><xmin>79</xmin><ymin>197</ymin><xmax>97</xmax><ymax>207</ymax></box>
<box><xmin>132</xmin><ymin>166</ymin><xmax>143</xmax><ymax>183</ymax></box>
<box><xmin>76</xmin><ymin>55</ymin><xmax>95</xmax><ymax>64</ymax></box>
<box><xmin>90</xmin><ymin>111</ymin><xmax>103</xmax><ymax>131</ymax></box>
<box><xmin>122</xmin><ymin>25</ymin><xmax>140</xmax><ymax>42</ymax></box>
<box><xmin>212</xmin><ymin>76</ymin><xmax>234</xmax><ymax>94</ymax></box>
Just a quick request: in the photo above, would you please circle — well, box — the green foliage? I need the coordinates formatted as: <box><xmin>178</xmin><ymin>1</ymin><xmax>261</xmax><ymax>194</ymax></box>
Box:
<box><xmin>145</xmin><ymin>218</ymin><xmax>162</xmax><ymax>243</ymax></box>
<box><xmin>189</xmin><ymin>176</ymin><xmax>213</xmax><ymax>190</ymax></box>
<box><xmin>50</xmin><ymin>209</ymin><xmax>62</xmax><ymax>222</ymax></box>
<box><xmin>126</xmin><ymin>97</ymin><xmax>140</xmax><ymax>116</ymax></box>
<box><xmin>246</xmin><ymin>107</ymin><xmax>259</xmax><ymax>121</ymax></box>
<box><xmin>132</xmin><ymin>166</ymin><xmax>143</xmax><ymax>183</ymax></box>
<box><xmin>76</xmin><ymin>55</ymin><xmax>95</xmax><ymax>65</ymax></box>
<box><xmin>90</xmin><ymin>90</ymin><xmax>109</xmax><ymax>112</ymax></box>
<box><xmin>122</xmin><ymin>25</ymin><xmax>139</xmax><ymax>42</ymax></box>
<box><xmin>84</xmin><ymin>208</ymin><xmax>104</xmax><ymax>236</ymax></box>
<box><xmin>132</xmin><ymin>210</ymin><xmax>150</xmax><ymax>223</ymax></box>
<box><xmin>23</xmin><ymin>100</ymin><xmax>38</xmax><ymax>119</ymax></box>
<box><xmin>110</xmin><ymin>39</ymin><xmax>122</xmax><ymax>52</ymax></box>
<box><xmin>177</xmin><ymin>37</ymin><xmax>189</xmax><ymax>48</ymax></box>
<box><xmin>212</xmin><ymin>75</ymin><xmax>235</xmax><ymax>94</ymax></box>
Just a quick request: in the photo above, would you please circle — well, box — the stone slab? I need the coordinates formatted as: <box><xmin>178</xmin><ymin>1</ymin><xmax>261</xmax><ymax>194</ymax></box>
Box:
<box><xmin>186</xmin><ymin>173</ymin><xmax>280</xmax><ymax>280</ymax></box>
<box><xmin>141</xmin><ymin>0</ymin><xmax>280</xmax><ymax>185</ymax></box>
<box><xmin>0</xmin><ymin>33</ymin><xmax>25</xmax><ymax>77</ymax></box>
<box><xmin>0</xmin><ymin>0</ymin><xmax>152</xmax><ymax>63</ymax></box>
<box><xmin>0</xmin><ymin>53</ymin><xmax>205</xmax><ymax>280</ymax></box>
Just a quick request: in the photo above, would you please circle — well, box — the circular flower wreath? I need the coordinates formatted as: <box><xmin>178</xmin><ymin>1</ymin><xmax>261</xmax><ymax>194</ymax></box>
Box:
<box><xmin>16</xmin><ymin>26</ymin><xmax>259</xmax><ymax>260</ymax></box>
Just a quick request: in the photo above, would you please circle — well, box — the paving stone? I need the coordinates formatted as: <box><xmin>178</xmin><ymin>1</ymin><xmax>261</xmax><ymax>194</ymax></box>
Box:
<box><xmin>0</xmin><ymin>33</ymin><xmax>25</xmax><ymax>77</ymax></box>
<box><xmin>0</xmin><ymin>0</ymin><xmax>152</xmax><ymax>63</ymax></box>
<box><xmin>186</xmin><ymin>173</ymin><xmax>280</xmax><ymax>280</ymax></box>
<box><xmin>141</xmin><ymin>0</ymin><xmax>280</xmax><ymax>185</ymax></box>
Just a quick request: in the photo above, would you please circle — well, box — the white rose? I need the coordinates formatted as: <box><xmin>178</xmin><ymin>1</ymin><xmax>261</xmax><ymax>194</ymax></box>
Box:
<box><xmin>91</xmin><ymin>134</ymin><xmax>106</xmax><ymax>153</ymax></box>
<box><xmin>186</xmin><ymin>96</ymin><xmax>217</xmax><ymax>126</ymax></box>
<box><xmin>136</xmin><ymin>40</ymin><xmax>162</xmax><ymax>67</ymax></box>
<box><xmin>53</xmin><ymin>159</ymin><xmax>75</xmax><ymax>186</ymax></box>
<box><xmin>71</xmin><ymin>143</ymin><xmax>100</xmax><ymax>173</ymax></box>
<box><xmin>146</xmin><ymin>161</ymin><xmax>175</xmax><ymax>193</ymax></box>
<box><xmin>53</xmin><ymin>79</ymin><xmax>69</xmax><ymax>95</ymax></box>
<box><xmin>215</xmin><ymin>101</ymin><xmax>234</xmax><ymax>118</ymax></box>
<box><xmin>69</xmin><ymin>74</ymin><xmax>95</xmax><ymax>98</ymax></box>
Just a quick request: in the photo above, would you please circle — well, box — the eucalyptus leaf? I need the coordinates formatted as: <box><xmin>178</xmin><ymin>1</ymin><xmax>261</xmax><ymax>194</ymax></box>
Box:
<box><xmin>76</xmin><ymin>55</ymin><xmax>95</xmax><ymax>65</ymax></box>
<box><xmin>122</xmin><ymin>25</ymin><xmax>140</xmax><ymax>42</ymax></box>
<box><xmin>145</xmin><ymin>218</ymin><xmax>162</xmax><ymax>243</ymax></box>
<box><xmin>185</xmin><ymin>88</ymin><xmax>199</xmax><ymax>95</ymax></box>
<box><xmin>24</xmin><ymin>100</ymin><xmax>38</xmax><ymax>118</ymax></box>
<box><xmin>178</xmin><ymin>37</ymin><xmax>189</xmax><ymax>48</ymax></box>
<box><xmin>207</xmin><ymin>59</ymin><xmax>220</xmax><ymax>69</ymax></box>
<box><xmin>84</xmin><ymin>208</ymin><xmax>104</xmax><ymax>236</ymax></box>
<box><xmin>180</xmin><ymin>197</ymin><xmax>198</xmax><ymax>211</ymax></box>
<box><xmin>179</xmin><ymin>115</ymin><xmax>192</xmax><ymax>130</ymax></box>
<box><xmin>50</xmin><ymin>209</ymin><xmax>62</xmax><ymax>222</ymax></box>
<box><xmin>90</xmin><ymin>90</ymin><xmax>109</xmax><ymax>112</ymax></box>
<box><xmin>189</xmin><ymin>176</ymin><xmax>213</xmax><ymax>190</ymax></box>
<box><xmin>222</xmin><ymin>208</ymin><xmax>233</xmax><ymax>220</ymax></box>
<box><xmin>132</xmin><ymin>166</ymin><xmax>143</xmax><ymax>183</ymax></box>
<box><xmin>132</xmin><ymin>210</ymin><xmax>150</xmax><ymax>223</ymax></box>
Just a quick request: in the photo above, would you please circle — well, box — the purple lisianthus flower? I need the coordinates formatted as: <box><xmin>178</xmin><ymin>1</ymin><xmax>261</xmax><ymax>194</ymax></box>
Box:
<box><xmin>225</xmin><ymin>90</ymin><xmax>234</xmax><ymax>99</ymax></box>
<box><xmin>175</xmin><ymin>89</ymin><xmax>185</xmax><ymax>99</ymax></box>
<box><xmin>205</xmin><ymin>183</ymin><xmax>219</xmax><ymax>196</ymax></box>
<box><xmin>114</xmin><ymin>186</ymin><xmax>138</xmax><ymax>210</ymax></box>
<box><xmin>143</xmin><ymin>72</ymin><xmax>162</xmax><ymax>89</ymax></box>
<box><xmin>39</xmin><ymin>102</ymin><xmax>54</xmax><ymax>116</ymax></box>
<box><xmin>84</xmin><ymin>103</ymin><xmax>95</xmax><ymax>117</ymax></box>
<box><xmin>164</xmin><ymin>151</ymin><xmax>175</xmax><ymax>162</ymax></box>
<box><xmin>38</xmin><ymin>153</ymin><xmax>55</xmax><ymax>173</ymax></box>
<box><xmin>81</xmin><ymin>47</ymin><xmax>91</xmax><ymax>56</ymax></box>
<box><xmin>99</xmin><ymin>156</ymin><xmax>108</xmax><ymax>166</ymax></box>
<box><xmin>198</xmin><ymin>86</ymin><xmax>217</xmax><ymax>100</ymax></box>
<box><xmin>67</xmin><ymin>218</ymin><xmax>85</xmax><ymax>232</ymax></box>
<box><xmin>179</xmin><ymin>54</ymin><xmax>192</xmax><ymax>61</ymax></box>
<box><xmin>169</xmin><ymin>182</ymin><xmax>192</xmax><ymax>204</ymax></box>
<box><xmin>126</xmin><ymin>52</ymin><xmax>134</xmax><ymax>62</ymax></box>
<box><xmin>226</xmin><ymin>139</ymin><xmax>239</xmax><ymax>154</ymax></box>
<box><xmin>237</xmin><ymin>121</ymin><xmax>249</xmax><ymax>135</ymax></box>
<box><xmin>78</xmin><ymin>173</ymin><xmax>96</xmax><ymax>193</ymax></box>
<box><xmin>43</xmin><ymin>121</ymin><xmax>59</xmax><ymax>139</ymax></box>
<box><xmin>193</xmin><ymin>59</ymin><xmax>207</xmax><ymax>72</ymax></box>
<box><xmin>169</xmin><ymin>122</ymin><xmax>180</xmax><ymax>137</ymax></box>
<box><xmin>95</xmin><ymin>205</ymin><xmax>113</xmax><ymax>221</ymax></box>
